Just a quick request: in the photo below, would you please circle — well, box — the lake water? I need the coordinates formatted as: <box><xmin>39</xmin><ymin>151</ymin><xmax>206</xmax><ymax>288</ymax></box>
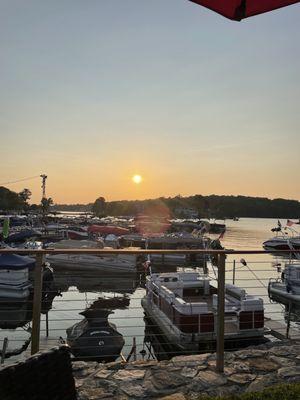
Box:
<box><xmin>1</xmin><ymin>217</ymin><xmax>298</xmax><ymax>364</ymax></box>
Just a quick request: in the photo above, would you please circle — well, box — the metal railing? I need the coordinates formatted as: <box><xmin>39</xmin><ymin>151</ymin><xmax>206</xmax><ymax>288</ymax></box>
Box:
<box><xmin>0</xmin><ymin>248</ymin><xmax>298</xmax><ymax>373</ymax></box>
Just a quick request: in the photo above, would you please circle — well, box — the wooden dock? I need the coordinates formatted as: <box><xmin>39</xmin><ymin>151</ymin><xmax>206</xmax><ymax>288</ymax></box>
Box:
<box><xmin>265</xmin><ymin>319</ymin><xmax>300</xmax><ymax>340</ymax></box>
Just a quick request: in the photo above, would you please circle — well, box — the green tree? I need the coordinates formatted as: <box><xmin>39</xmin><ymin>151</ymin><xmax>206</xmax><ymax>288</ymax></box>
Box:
<box><xmin>19</xmin><ymin>188</ymin><xmax>32</xmax><ymax>211</ymax></box>
<box><xmin>92</xmin><ymin>197</ymin><xmax>106</xmax><ymax>217</ymax></box>
<box><xmin>41</xmin><ymin>197</ymin><xmax>54</xmax><ymax>215</ymax></box>
<box><xmin>19</xmin><ymin>188</ymin><xmax>32</xmax><ymax>202</ymax></box>
<box><xmin>0</xmin><ymin>186</ymin><xmax>24</xmax><ymax>211</ymax></box>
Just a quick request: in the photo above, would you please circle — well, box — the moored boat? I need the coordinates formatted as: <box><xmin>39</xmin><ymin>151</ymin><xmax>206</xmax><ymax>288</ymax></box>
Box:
<box><xmin>269</xmin><ymin>263</ymin><xmax>300</xmax><ymax>307</ymax></box>
<box><xmin>0</xmin><ymin>254</ymin><xmax>35</xmax><ymax>300</ymax></box>
<box><xmin>66</xmin><ymin>298</ymin><xmax>126</xmax><ymax>361</ymax></box>
<box><xmin>46</xmin><ymin>240</ymin><xmax>140</xmax><ymax>272</ymax></box>
<box><xmin>142</xmin><ymin>271</ymin><xmax>266</xmax><ymax>353</ymax></box>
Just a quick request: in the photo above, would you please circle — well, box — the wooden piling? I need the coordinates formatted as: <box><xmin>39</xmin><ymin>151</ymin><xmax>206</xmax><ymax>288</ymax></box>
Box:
<box><xmin>216</xmin><ymin>253</ymin><xmax>226</xmax><ymax>373</ymax></box>
<box><xmin>31</xmin><ymin>253</ymin><xmax>44</xmax><ymax>355</ymax></box>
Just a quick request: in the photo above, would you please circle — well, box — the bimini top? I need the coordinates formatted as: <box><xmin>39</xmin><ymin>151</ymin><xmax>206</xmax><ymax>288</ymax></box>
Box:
<box><xmin>0</xmin><ymin>254</ymin><xmax>35</xmax><ymax>270</ymax></box>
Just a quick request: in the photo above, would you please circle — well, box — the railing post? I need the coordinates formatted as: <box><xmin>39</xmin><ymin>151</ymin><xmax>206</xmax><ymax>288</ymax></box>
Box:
<box><xmin>216</xmin><ymin>253</ymin><xmax>226</xmax><ymax>373</ymax></box>
<box><xmin>31</xmin><ymin>253</ymin><xmax>44</xmax><ymax>355</ymax></box>
<box><xmin>233</xmin><ymin>259</ymin><xmax>236</xmax><ymax>285</ymax></box>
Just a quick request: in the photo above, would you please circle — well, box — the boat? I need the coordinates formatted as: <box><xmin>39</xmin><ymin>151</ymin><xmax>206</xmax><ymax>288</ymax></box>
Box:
<box><xmin>66</xmin><ymin>298</ymin><xmax>125</xmax><ymax>361</ymax></box>
<box><xmin>87</xmin><ymin>225</ymin><xmax>130</xmax><ymax>236</ymax></box>
<box><xmin>5</xmin><ymin>229</ymin><xmax>41</xmax><ymax>244</ymax></box>
<box><xmin>63</xmin><ymin>227</ymin><xmax>89</xmax><ymax>240</ymax></box>
<box><xmin>263</xmin><ymin>222</ymin><xmax>300</xmax><ymax>254</ymax></box>
<box><xmin>119</xmin><ymin>233</ymin><xmax>210</xmax><ymax>266</ymax></box>
<box><xmin>268</xmin><ymin>263</ymin><xmax>300</xmax><ymax>307</ymax></box>
<box><xmin>46</xmin><ymin>240</ymin><xmax>140</xmax><ymax>272</ymax></box>
<box><xmin>0</xmin><ymin>254</ymin><xmax>35</xmax><ymax>300</ymax></box>
<box><xmin>263</xmin><ymin>236</ymin><xmax>300</xmax><ymax>252</ymax></box>
<box><xmin>142</xmin><ymin>271</ymin><xmax>266</xmax><ymax>353</ymax></box>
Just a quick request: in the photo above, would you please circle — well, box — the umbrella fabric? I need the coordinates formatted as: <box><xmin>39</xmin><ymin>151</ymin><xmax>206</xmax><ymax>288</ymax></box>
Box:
<box><xmin>189</xmin><ymin>0</ymin><xmax>299</xmax><ymax>20</ymax></box>
<box><xmin>87</xmin><ymin>225</ymin><xmax>130</xmax><ymax>236</ymax></box>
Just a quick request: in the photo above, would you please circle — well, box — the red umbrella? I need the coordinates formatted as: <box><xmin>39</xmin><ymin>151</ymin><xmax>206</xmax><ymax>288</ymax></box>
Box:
<box><xmin>189</xmin><ymin>0</ymin><xmax>299</xmax><ymax>20</ymax></box>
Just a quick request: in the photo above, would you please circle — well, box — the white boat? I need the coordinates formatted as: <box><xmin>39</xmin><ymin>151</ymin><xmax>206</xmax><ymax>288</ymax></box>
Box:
<box><xmin>120</xmin><ymin>233</ymin><xmax>210</xmax><ymax>266</ymax></box>
<box><xmin>142</xmin><ymin>271</ymin><xmax>265</xmax><ymax>352</ymax></box>
<box><xmin>263</xmin><ymin>224</ymin><xmax>300</xmax><ymax>253</ymax></box>
<box><xmin>263</xmin><ymin>236</ymin><xmax>300</xmax><ymax>251</ymax></box>
<box><xmin>269</xmin><ymin>263</ymin><xmax>300</xmax><ymax>307</ymax></box>
<box><xmin>46</xmin><ymin>240</ymin><xmax>139</xmax><ymax>272</ymax></box>
<box><xmin>0</xmin><ymin>254</ymin><xmax>34</xmax><ymax>300</ymax></box>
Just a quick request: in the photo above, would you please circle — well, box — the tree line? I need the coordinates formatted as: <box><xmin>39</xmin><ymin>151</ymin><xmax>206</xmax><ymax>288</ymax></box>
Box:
<box><xmin>57</xmin><ymin>194</ymin><xmax>300</xmax><ymax>219</ymax></box>
<box><xmin>0</xmin><ymin>186</ymin><xmax>53</xmax><ymax>214</ymax></box>
<box><xmin>1</xmin><ymin>186</ymin><xmax>299</xmax><ymax>218</ymax></box>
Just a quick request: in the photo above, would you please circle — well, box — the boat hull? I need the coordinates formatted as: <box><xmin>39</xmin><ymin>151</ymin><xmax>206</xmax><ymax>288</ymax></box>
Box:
<box><xmin>142</xmin><ymin>298</ymin><xmax>266</xmax><ymax>354</ymax></box>
<box><xmin>47</xmin><ymin>254</ymin><xmax>136</xmax><ymax>273</ymax></box>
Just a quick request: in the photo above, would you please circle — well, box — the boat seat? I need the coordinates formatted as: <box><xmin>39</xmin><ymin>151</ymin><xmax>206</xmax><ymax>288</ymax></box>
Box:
<box><xmin>0</xmin><ymin>346</ymin><xmax>76</xmax><ymax>400</ymax></box>
<box><xmin>173</xmin><ymin>297</ymin><xmax>209</xmax><ymax>314</ymax></box>
<box><xmin>240</xmin><ymin>298</ymin><xmax>263</xmax><ymax>311</ymax></box>
<box><xmin>212</xmin><ymin>294</ymin><xmax>239</xmax><ymax>312</ymax></box>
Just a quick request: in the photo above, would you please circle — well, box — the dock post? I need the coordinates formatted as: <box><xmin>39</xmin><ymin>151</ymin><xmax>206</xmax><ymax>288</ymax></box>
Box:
<box><xmin>31</xmin><ymin>253</ymin><xmax>44</xmax><ymax>355</ymax></box>
<box><xmin>216</xmin><ymin>253</ymin><xmax>226</xmax><ymax>373</ymax></box>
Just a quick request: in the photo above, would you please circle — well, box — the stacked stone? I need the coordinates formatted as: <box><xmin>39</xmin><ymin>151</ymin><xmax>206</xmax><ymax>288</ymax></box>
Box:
<box><xmin>75</xmin><ymin>341</ymin><xmax>300</xmax><ymax>400</ymax></box>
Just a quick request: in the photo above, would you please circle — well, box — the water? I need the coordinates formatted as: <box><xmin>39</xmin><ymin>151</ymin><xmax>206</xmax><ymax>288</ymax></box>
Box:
<box><xmin>1</xmin><ymin>217</ymin><xmax>298</xmax><ymax>364</ymax></box>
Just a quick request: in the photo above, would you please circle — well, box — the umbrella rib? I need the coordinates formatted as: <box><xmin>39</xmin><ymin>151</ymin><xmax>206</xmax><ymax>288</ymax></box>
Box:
<box><xmin>234</xmin><ymin>0</ymin><xmax>247</xmax><ymax>21</ymax></box>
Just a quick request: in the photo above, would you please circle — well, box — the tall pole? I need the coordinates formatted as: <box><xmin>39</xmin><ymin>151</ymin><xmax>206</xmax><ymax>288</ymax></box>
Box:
<box><xmin>40</xmin><ymin>174</ymin><xmax>47</xmax><ymax>198</ymax></box>
<box><xmin>40</xmin><ymin>174</ymin><xmax>47</xmax><ymax>220</ymax></box>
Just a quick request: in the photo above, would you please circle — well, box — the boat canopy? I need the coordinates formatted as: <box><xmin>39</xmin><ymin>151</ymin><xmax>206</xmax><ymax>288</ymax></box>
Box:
<box><xmin>0</xmin><ymin>254</ymin><xmax>35</xmax><ymax>270</ymax></box>
<box><xmin>6</xmin><ymin>229</ymin><xmax>41</xmax><ymax>243</ymax></box>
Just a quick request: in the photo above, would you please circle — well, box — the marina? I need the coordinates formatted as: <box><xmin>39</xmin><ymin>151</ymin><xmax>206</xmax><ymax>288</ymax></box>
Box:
<box><xmin>1</xmin><ymin>217</ymin><xmax>300</xmax><ymax>366</ymax></box>
<box><xmin>0</xmin><ymin>1</ymin><xmax>299</xmax><ymax>397</ymax></box>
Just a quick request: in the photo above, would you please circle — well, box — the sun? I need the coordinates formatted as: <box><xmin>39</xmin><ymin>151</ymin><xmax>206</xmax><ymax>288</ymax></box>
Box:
<box><xmin>132</xmin><ymin>174</ymin><xmax>143</xmax><ymax>184</ymax></box>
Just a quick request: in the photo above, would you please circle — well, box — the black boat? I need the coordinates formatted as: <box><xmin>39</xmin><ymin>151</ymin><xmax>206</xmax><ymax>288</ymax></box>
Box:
<box><xmin>66</xmin><ymin>298</ymin><xmax>126</xmax><ymax>362</ymax></box>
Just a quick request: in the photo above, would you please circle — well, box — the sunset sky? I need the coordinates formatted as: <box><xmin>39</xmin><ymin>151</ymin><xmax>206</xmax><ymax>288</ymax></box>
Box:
<box><xmin>1</xmin><ymin>1</ymin><xmax>299</xmax><ymax>204</ymax></box>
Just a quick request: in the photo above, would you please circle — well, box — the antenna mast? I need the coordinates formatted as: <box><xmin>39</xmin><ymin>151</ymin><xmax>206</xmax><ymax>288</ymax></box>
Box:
<box><xmin>40</xmin><ymin>174</ymin><xmax>47</xmax><ymax>199</ymax></box>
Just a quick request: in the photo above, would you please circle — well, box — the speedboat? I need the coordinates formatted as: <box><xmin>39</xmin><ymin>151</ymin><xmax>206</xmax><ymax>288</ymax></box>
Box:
<box><xmin>142</xmin><ymin>271</ymin><xmax>265</xmax><ymax>353</ymax></box>
<box><xmin>263</xmin><ymin>223</ymin><xmax>300</xmax><ymax>254</ymax></box>
<box><xmin>269</xmin><ymin>263</ymin><xmax>300</xmax><ymax>307</ymax></box>
<box><xmin>46</xmin><ymin>240</ymin><xmax>140</xmax><ymax>272</ymax></box>
<box><xmin>263</xmin><ymin>236</ymin><xmax>300</xmax><ymax>251</ymax></box>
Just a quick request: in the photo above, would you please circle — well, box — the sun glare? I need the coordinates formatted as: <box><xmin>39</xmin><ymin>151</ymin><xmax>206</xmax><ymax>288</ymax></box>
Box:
<box><xmin>132</xmin><ymin>174</ymin><xmax>142</xmax><ymax>184</ymax></box>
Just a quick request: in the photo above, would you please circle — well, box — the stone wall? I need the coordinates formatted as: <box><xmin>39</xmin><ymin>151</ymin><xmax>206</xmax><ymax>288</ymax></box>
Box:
<box><xmin>74</xmin><ymin>341</ymin><xmax>300</xmax><ymax>400</ymax></box>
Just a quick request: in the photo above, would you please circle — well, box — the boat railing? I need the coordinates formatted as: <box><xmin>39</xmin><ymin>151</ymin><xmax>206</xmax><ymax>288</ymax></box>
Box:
<box><xmin>0</xmin><ymin>248</ymin><xmax>299</xmax><ymax>373</ymax></box>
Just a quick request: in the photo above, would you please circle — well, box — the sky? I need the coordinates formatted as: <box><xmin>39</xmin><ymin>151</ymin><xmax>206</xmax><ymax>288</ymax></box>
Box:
<box><xmin>0</xmin><ymin>0</ymin><xmax>299</xmax><ymax>204</ymax></box>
